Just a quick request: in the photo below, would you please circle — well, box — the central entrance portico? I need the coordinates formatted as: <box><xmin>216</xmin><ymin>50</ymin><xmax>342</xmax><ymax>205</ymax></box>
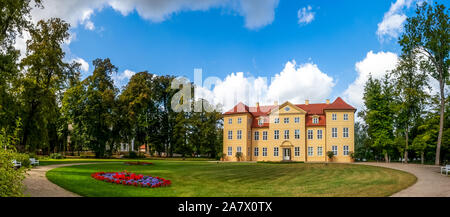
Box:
<box><xmin>281</xmin><ymin>141</ymin><xmax>293</xmax><ymax>161</ymax></box>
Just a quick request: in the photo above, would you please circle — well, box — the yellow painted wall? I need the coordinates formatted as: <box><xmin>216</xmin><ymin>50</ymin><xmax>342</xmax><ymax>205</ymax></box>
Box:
<box><xmin>306</xmin><ymin>126</ymin><xmax>327</xmax><ymax>162</ymax></box>
<box><xmin>325</xmin><ymin>110</ymin><xmax>355</xmax><ymax>163</ymax></box>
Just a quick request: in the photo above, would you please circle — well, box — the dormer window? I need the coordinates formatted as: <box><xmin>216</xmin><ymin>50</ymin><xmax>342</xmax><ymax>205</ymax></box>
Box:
<box><xmin>313</xmin><ymin>117</ymin><xmax>319</xmax><ymax>124</ymax></box>
<box><xmin>258</xmin><ymin>119</ymin><xmax>264</xmax><ymax>126</ymax></box>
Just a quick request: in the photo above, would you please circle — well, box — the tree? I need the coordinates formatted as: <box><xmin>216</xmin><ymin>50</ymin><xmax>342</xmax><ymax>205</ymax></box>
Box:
<box><xmin>399</xmin><ymin>2</ymin><xmax>449</xmax><ymax>165</ymax></box>
<box><xmin>0</xmin><ymin>0</ymin><xmax>42</xmax><ymax>142</ymax></box>
<box><xmin>361</xmin><ymin>75</ymin><xmax>396</xmax><ymax>163</ymax></box>
<box><xmin>20</xmin><ymin>18</ymin><xmax>79</xmax><ymax>152</ymax></box>
<box><xmin>0</xmin><ymin>0</ymin><xmax>42</xmax><ymax>47</ymax></box>
<box><xmin>391</xmin><ymin>52</ymin><xmax>430</xmax><ymax>163</ymax></box>
<box><xmin>119</xmin><ymin>71</ymin><xmax>158</xmax><ymax>154</ymax></box>
<box><xmin>66</xmin><ymin>58</ymin><xmax>118</xmax><ymax>158</ymax></box>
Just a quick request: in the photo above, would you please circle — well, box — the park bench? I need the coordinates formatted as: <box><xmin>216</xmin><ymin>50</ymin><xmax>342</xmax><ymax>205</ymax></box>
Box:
<box><xmin>441</xmin><ymin>165</ymin><xmax>450</xmax><ymax>176</ymax></box>
<box><xmin>12</xmin><ymin>160</ymin><xmax>21</xmax><ymax>168</ymax></box>
<box><xmin>30</xmin><ymin>158</ymin><xmax>40</xmax><ymax>166</ymax></box>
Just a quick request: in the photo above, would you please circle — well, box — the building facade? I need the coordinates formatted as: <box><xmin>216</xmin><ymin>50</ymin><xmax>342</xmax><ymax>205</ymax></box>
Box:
<box><xmin>222</xmin><ymin>97</ymin><xmax>356</xmax><ymax>162</ymax></box>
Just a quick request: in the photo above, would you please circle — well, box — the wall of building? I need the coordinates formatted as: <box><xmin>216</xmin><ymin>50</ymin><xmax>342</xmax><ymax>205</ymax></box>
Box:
<box><xmin>325</xmin><ymin>110</ymin><xmax>355</xmax><ymax>163</ymax></box>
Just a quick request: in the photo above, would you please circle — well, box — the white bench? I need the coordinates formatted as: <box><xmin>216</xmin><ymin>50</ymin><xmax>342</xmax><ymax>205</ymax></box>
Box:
<box><xmin>30</xmin><ymin>158</ymin><xmax>40</xmax><ymax>166</ymax></box>
<box><xmin>441</xmin><ymin>165</ymin><xmax>450</xmax><ymax>176</ymax></box>
<box><xmin>12</xmin><ymin>160</ymin><xmax>21</xmax><ymax>168</ymax></box>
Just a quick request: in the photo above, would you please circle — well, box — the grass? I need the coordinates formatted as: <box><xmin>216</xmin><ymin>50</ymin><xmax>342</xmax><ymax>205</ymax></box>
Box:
<box><xmin>45</xmin><ymin>160</ymin><xmax>417</xmax><ymax>197</ymax></box>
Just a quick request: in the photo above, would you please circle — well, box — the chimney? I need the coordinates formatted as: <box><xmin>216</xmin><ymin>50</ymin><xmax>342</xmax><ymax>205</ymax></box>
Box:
<box><xmin>305</xmin><ymin>100</ymin><xmax>309</xmax><ymax>105</ymax></box>
<box><xmin>326</xmin><ymin>99</ymin><xmax>330</xmax><ymax>104</ymax></box>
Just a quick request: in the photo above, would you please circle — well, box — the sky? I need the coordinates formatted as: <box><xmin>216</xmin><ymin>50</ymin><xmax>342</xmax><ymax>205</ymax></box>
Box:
<box><xmin>14</xmin><ymin>0</ymin><xmax>448</xmax><ymax>112</ymax></box>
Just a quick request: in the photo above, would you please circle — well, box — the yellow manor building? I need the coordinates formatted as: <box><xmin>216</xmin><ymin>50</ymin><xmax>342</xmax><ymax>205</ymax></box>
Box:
<box><xmin>222</xmin><ymin>97</ymin><xmax>356</xmax><ymax>162</ymax></box>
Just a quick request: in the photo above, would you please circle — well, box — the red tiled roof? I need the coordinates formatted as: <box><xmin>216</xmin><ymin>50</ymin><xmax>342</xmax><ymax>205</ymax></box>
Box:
<box><xmin>324</xmin><ymin>97</ymin><xmax>356</xmax><ymax>110</ymax></box>
<box><xmin>223</xmin><ymin>98</ymin><xmax>356</xmax><ymax>121</ymax></box>
<box><xmin>224</xmin><ymin>102</ymin><xmax>250</xmax><ymax>114</ymax></box>
<box><xmin>305</xmin><ymin>114</ymin><xmax>326</xmax><ymax>126</ymax></box>
<box><xmin>297</xmin><ymin>103</ymin><xmax>328</xmax><ymax>115</ymax></box>
<box><xmin>251</xmin><ymin>116</ymin><xmax>270</xmax><ymax>128</ymax></box>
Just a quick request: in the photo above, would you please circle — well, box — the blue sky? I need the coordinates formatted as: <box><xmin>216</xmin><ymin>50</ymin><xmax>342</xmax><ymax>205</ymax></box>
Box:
<box><xmin>22</xmin><ymin>0</ymin><xmax>448</xmax><ymax>111</ymax></box>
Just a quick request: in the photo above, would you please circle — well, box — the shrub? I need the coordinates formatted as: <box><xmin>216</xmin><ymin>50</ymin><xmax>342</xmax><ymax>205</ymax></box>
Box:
<box><xmin>49</xmin><ymin>153</ymin><xmax>64</xmax><ymax>159</ymax></box>
<box><xmin>128</xmin><ymin>151</ymin><xmax>138</xmax><ymax>159</ymax></box>
<box><xmin>0</xmin><ymin>149</ymin><xmax>29</xmax><ymax>197</ymax></box>
<box><xmin>327</xmin><ymin>151</ymin><xmax>335</xmax><ymax>161</ymax></box>
<box><xmin>235</xmin><ymin>152</ymin><xmax>243</xmax><ymax>161</ymax></box>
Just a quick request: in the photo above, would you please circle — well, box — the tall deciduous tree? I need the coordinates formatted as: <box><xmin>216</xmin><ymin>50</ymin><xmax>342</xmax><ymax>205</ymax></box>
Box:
<box><xmin>361</xmin><ymin>75</ymin><xmax>396</xmax><ymax>162</ymax></box>
<box><xmin>391</xmin><ymin>53</ymin><xmax>430</xmax><ymax>163</ymax></box>
<box><xmin>20</xmin><ymin>18</ymin><xmax>79</xmax><ymax>152</ymax></box>
<box><xmin>399</xmin><ymin>2</ymin><xmax>449</xmax><ymax>165</ymax></box>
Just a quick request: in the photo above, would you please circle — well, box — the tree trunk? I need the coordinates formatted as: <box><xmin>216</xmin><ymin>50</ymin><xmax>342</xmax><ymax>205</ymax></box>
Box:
<box><xmin>385</xmin><ymin>152</ymin><xmax>389</xmax><ymax>163</ymax></box>
<box><xmin>404</xmin><ymin>129</ymin><xmax>409</xmax><ymax>164</ymax></box>
<box><xmin>421</xmin><ymin>152</ymin><xmax>424</xmax><ymax>164</ymax></box>
<box><xmin>435</xmin><ymin>76</ymin><xmax>444</xmax><ymax>166</ymax></box>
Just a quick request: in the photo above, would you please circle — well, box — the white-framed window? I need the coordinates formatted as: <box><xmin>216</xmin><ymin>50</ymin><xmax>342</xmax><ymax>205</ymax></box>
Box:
<box><xmin>308</xmin><ymin>147</ymin><xmax>313</xmax><ymax>156</ymax></box>
<box><xmin>294</xmin><ymin>117</ymin><xmax>300</xmax><ymax>123</ymax></box>
<box><xmin>284</xmin><ymin>117</ymin><xmax>289</xmax><ymax>124</ymax></box>
<box><xmin>313</xmin><ymin>117</ymin><xmax>319</xmax><ymax>124</ymax></box>
<box><xmin>262</xmin><ymin>147</ymin><xmax>267</xmax><ymax>156</ymax></box>
<box><xmin>295</xmin><ymin>147</ymin><xmax>300</xmax><ymax>156</ymax></box>
<box><xmin>228</xmin><ymin>130</ymin><xmax>233</xmax><ymax>140</ymax></box>
<box><xmin>237</xmin><ymin>130</ymin><xmax>242</xmax><ymax>140</ymax></box>
<box><xmin>254</xmin><ymin>147</ymin><xmax>259</xmax><ymax>157</ymax></box>
<box><xmin>237</xmin><ymin>118</ymin><xmax>242</xmax><ymax>124</ymax></box>
<box><xmin>295</xmin><ymin>129</ymin><xmax>300</xmax><ymax>139</ymax></box>
<box><xmin>274</xmin><ymin>130</ymin><xmax>279</xmax><ymax>140</ymax></box>
<box><xmin>332</xmin><ymin>145</ymin><xmax>338</xmax><ymax>156</ymax></box>
<box><xmin>228</xmin><ymin>118</ymin><xmax>232</xmax><ymax>124</ymax></box>
<box><xmin>274</xmin><ymin>118</ymin><xmax>280</xmax><ymax>124</ymax></box>
<box><xmin>284</xmin><ymin>130</ymin><xmax>289</xmax><ymax>139</ymax></box>
<box><xmin>308</xmin><ymin>130</ymin><xmax>313</xmax><ymax>140</ymax></box>
<box><xmin>262</xmin><ymin>131</ymin><xmax>268</xmax><ymax>140</ymax></box>
<box><xmin>317</xmin><ymin>130</ymin><xmax>323</xmax><ymax>139</ymax></box>
<box><xmin>344</xmin><ymin>114</ymin><xmax>349</xmax><ymax>121</ymax></box>
<box><xmin>343</xmin><ymin>145</ymin><xmax>349</xmax><ymax>156</ymax></box>
<box><xmin>332</xmin><ymin>128</ymin><xmax>338</xmax><ymax>138</ymax></box>
<box><xmin>343</xmin><ymin>128</ymin><xmax>349</xmax><ymax>138</ymax></box>
<box><xmin>317</xmin><ymin>147</ymin><xmax>323</xmax><ymax>156</ymax></box>
<box><xmin>332</xmin><ymin>113</ymin><xmax>337</xmax><ymax>120</ymax></box>
<box><xmin>274</xmin><ymin>147</ymin><xmax>279</xmax><ymax>156</ymax></box>
<box><xmin>254</xmin><ymin>131</ymin><xmax>259</xmax><ymax>140</ymax></box>
<box><xmin>228</xmin><ymin>147</ymin><xmax>232</xmax><ymax>156</ymax></box>
<box><xmin>237</xmin><ymin>146</ymin><xmax>242</xmax><ymax>153</ymax></box>
<box><xmin>258</xmin><ymin>119</ymin><xmax>263</xmax><ymax>126</ymax></box>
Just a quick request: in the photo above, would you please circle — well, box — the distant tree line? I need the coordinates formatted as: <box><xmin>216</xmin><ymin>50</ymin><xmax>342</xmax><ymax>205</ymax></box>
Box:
<box><xmin>0</xmin><ymin>0</ymin><xmax>223</xmax><ymax>159</ymax></box>
<box><xmin>355</xmin><ymin>2</ymin><xmax>449</xmax><ymax>165</ymax></box>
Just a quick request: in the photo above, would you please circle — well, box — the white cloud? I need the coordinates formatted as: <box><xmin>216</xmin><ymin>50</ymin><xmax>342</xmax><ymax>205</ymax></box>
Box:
<box><xmin>342</xmin><ymin>51</ymin><xmax>399</xmax><ymax>111</ymax></box>
<box><xmin>376</xmin><ymin>0</ymin><xmax>414</xmax><ymax>41</ymax></box>
<box><xmin>297</xmin><ymin>5</ymin><xmax>315</xmax><ymax>25</ymax></box>
<box><xmin>27</xmin><ymin>0</ymin><xmax>279</xmax><ymax>32</ymax></box>
<box><xmin>112</xmin><ymin>69</ymin><xmax>137</xmax><ymax>88</ymax></box>
<box><xmin>196</xmin><ymin>60</ymin><xmax>335</xmax><ymax>112</ymax></box>
<box><xmin>72</xmin><ymin>58</ymin><xmax>90</xmax><ymax>72</ymax></box>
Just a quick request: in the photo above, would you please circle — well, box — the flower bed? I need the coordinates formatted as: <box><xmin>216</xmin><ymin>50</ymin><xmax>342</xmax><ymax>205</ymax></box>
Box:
<box><xmin>124</xmin><ymin>162</ymin><xmax>153</xmax><ymax>166</ymax></box>
<box><xmin>91</xmin><ymin>171</ymin><xmax>171</xmax><ymax>188</ymax></box>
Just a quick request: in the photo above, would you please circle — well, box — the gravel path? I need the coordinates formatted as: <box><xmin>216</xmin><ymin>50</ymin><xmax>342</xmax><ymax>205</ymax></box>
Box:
<box><xmin>357</xmin><ymin>162</ymin><xmax>450</xmax><ymax>197</ymax></box>
<box><xmin>23</xmin><ymin>163</ymin><xmax>102</xmax><ymax>197</ymax></box>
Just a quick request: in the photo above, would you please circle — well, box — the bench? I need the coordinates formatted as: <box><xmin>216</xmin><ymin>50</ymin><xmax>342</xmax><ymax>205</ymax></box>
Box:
<box><xmin>12</xmin><ymin>160</ymin><xmax>21</xmax><ymax>168</ymax></box>
<box><xmin>30</xmin><ymin>158</ymin><xmax>40</xmax><ymax>166</ymax></box>
<box><xmin>441</xmin><ymin>165</ymin><xmax>450</xmax><ymax>176</ymax></box>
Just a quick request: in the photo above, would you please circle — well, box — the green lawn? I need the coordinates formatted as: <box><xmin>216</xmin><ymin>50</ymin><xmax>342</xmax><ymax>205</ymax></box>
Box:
<box><xmin>45</xmin><ymin>161</ymin><xmax>417</xmax><ymax>197</ymax></box>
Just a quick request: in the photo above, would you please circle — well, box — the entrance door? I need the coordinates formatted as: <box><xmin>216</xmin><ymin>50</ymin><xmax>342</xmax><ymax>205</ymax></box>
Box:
<box><xmin>283</xmin><ymin>148</ymin><xmax>291</xmax><ymax>161</ymax></box>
